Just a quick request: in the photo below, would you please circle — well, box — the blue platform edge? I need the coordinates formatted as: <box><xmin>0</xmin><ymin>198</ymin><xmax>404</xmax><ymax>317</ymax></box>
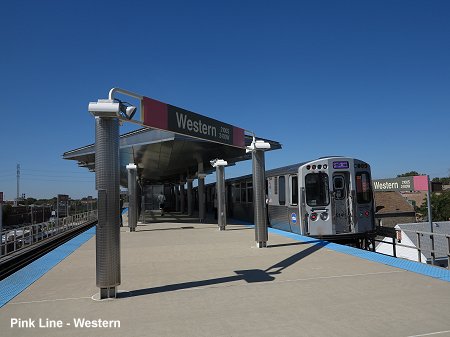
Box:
<box><xmin>0</xmin><ymin>226</ymin><xmax>96</xmax><ymax>308</ymax></box>
<box><xmin>232</xmin><ymin>219</ymin><xmax>450</xmax><ymax>283</ymax></box>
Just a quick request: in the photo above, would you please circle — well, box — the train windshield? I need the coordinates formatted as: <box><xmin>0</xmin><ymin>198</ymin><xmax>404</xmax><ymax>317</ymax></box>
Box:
<box><xmin>355</xmin><ymin>172</ymin><xmax>372</xmax><ymax>203</ymax></box>
<box><xmin>305</xmin><ymin>173</ymin><xmax>330</xmax><ymax>206</ymax></box>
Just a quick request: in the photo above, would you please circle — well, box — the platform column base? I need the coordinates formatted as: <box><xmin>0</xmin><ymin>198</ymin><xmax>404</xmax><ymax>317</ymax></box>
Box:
<box><xmin>100</xmin><ymin>287</ymin><xmax>117</xmax><ymax>299</ymax></box>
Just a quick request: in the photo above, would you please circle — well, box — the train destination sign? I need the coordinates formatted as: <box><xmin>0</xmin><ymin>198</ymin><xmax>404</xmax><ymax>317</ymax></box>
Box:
<box><xmin>142</xmin><ymin>96</ymin><xmax>245</xmax><ymax>148</ymax></box>
<box><xmin>372</xmin><ymin>175</ymin><xmax>428</xmax><ymax>192</ymax></box>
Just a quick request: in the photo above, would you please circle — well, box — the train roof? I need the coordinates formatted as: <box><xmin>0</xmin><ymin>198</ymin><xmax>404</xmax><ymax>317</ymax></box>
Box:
<box><xmin>225</xmin><ymin>162</ymin><xmax>307</xmax><ymax>184</ymax></box>
<box><xmin>265</xmin><ymin>156</ymin><xmax>350</xmax><ymax>177</ymax></box>
<box><xmin>224</xmin><ymin>156</ymin><xmax>354</xmax><ymax>184</ymax></box>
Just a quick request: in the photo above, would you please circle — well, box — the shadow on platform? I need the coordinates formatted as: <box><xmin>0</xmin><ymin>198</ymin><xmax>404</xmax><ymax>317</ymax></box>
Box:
<box><xmin>118</xmin><ymin>241</ymin><xmax>328</xmax><ymax>299</ymax></box>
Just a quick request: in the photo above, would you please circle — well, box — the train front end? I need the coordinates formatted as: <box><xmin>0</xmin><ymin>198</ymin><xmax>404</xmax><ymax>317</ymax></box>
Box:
<box><xmin>298</xmin><ymin>157</ymin><xmax>375</xmax><ymax>243</ymax></box>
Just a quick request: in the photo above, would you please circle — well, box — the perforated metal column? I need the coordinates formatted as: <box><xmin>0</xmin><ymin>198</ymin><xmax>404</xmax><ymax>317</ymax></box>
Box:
<box><xmin>126</xmin><ymin>164</ymin><xmax>137</xmax><ymax>232</ymax></box>
<box><xmin>95</xmin><ymin>116</ymin><xmax>120</xmax><ymax>298</ymax></box>
<box><xmin>216</xmin><ymin>165</ymin><xmax>226</xmax><ymax>230</ymax></box>
<box><xmin>187</xmin><ymin>180</ymin><xmax>193</xmax><ymax>216</ymax></box>
<box><xmin>198</xmin><ymin>177</ymin><xmax>205</xmax><ymax>222</ymax></box>
<box><xmin>180</xmin><ymin>182</ymin><xmax>186</xmax><ymax>213</ymax></box>
<box><xmin>198</xmin><ymin>163</ymin><xmax>206</xmax><ymax>222</ymax></box>
<box><xmin>175</xmin><ymin>185</ymin><xmax>180</xmax><ymax>212</ymax></box>
<box><xmin>252</xmin><ymin>149</ymin><xmax>268</xmax><ymax>247</ymax></box>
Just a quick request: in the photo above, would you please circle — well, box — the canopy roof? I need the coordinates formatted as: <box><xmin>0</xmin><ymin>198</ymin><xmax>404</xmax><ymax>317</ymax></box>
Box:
<box><xmin>63</xmin><ymin>128</ymin><xmax>281</xmax><ymax>186</ymax></box>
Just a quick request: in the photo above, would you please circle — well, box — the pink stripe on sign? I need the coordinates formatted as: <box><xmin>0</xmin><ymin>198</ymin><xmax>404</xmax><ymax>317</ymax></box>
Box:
<box><xmin>233</xmin><ymin>126</ymin><xmax>245</xmax><ymax>148</ymax></box>
<box><xmin>413</xmin><ymin>176</ymin><xmax>429</xmax><ymax>191</ymax></box>
<box><xmin>142</xmin><ymin>97</ymin><xmax>168</xmax><ymax>130</ymax></box>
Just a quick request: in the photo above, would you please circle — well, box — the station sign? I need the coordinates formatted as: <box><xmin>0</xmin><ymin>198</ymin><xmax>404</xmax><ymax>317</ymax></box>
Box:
<box><xmin>372</xmin><ymin>176</ymin><xmax>428</xmax><ymax>192</ymax></box>
<box><xmin>142</xmin><ymin>96</ymin><xmax>245</xmax><ymax>148</ymax></box>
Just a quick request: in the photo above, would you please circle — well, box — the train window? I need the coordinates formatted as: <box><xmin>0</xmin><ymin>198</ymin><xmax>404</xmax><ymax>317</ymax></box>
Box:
<box><xmin>305</xmin><ymin>173</ymin><xmax>330</xmax><ymax>206</ymax></box>
<box><xmin>290</xmin><ymin>176</ymin><xmax>298</xmax><ymax>205</ymax></box>
<box><xmin>334</xmin><ymin>177</ymin><xmax>344</xmax><ymax>190</ymax></box>
<box><xmin>356</xmin><ymin>173</ymin><xmax>372</xmax><ymax>204</ymax></box>
<box><xmin>240</xmin><ymin>182</ymin><xmax>247</xmax><ymax>203</ymax></box>
<box><xmin>274</xmin><ymin>177</ymin><xmax>278</xmax><ymax>195</ymax></box>
<box><xmin>279</xmin><ymin>176</ymin><xmax>286</xmax><ymax>205</ymax></box>
<box><xmin>333</xmin><ymin>176</ymin><xmax>346</xmax><ymax>200</ymax></box>
<box><xmin>247</xmin><ymin>181</ymin><xmax>253</xmax><ymax>203</ymax></box>
<box><xmin>232</xmin><ymin>183</ymin><xmax>240</xmax><ymax>203</ymax></box>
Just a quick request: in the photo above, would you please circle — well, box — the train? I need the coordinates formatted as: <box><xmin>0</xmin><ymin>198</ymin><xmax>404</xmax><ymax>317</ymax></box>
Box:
<box><xmin>204</xmin><ymin>156</ymin><xmax>376</xmax><ymax>247</ymax></box>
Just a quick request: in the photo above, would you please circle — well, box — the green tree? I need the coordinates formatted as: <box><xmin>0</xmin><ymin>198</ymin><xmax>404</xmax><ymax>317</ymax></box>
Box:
<box><xmin>417</xmin><ymin>191</ymin><xmax>450</xmax><ymax>221</ymax></box>
<box><xmin>25</xmin><ymin>197</ymin><xmax>37</xmax><ymax>205</ymax></box>
<box><xmin>397</xmin><ymin>171</ymin><xmax>422</xmax><ymax>177</ymax></box>
<box><xmin>432</xmin><ymin>177</ymin><xmax>450</xmax><ymax>184</ymax></box>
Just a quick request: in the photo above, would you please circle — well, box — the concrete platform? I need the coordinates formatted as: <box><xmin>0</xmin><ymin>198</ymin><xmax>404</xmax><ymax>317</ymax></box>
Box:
<box><xmin>1</xmin><ymin>213</ymin><xmax>450</xmax><ymax>337</ymax></box>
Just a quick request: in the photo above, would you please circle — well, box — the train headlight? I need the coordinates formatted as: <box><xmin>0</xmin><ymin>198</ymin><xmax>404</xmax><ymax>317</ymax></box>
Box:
<box><xmin>320</xmin><ymin>212</ymin><xmax>329</xmax><ymax>221</ymax></box>
<box><xmin>364</xmin><ymin>210</ymin><xmax>370</xmax><ymax>217</ymax></box>
<box><xmin>310</xmin><ymin>212</ymin><xmax>318</xmax><ymax>221</ymax></box>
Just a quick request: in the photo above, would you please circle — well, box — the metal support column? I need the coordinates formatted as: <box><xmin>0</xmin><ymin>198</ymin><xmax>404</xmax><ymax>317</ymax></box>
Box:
<box><xmin>198</xmin><ymin>162</ymin><xmax>206</xmax><ymax>222</ymax></box>
<box><xmin>217</xmin><ymin>165</ymin><xmax>227</xmax><ymax>230</ymax></box>
<box><xmin>94</xmin><ymin>115</ymin><xmax>120</xmax><ymax>299</ymax></box>
<box><xmin>174</xmin><ymin>185</ymin><xmax>180</xmax><ymax>212</ymax></box>
<box><xmin>248</xmin><ymin>139</ymin><xmax>270</xmax><ymax>248</ymax></box>
<box><xmin>187</xmin><ymin>179</ymin><xmax>193</xmax><ymax>216</ymax></box>
<box><xmin>211</xmin><ymin>159</ymin><xmax>228</xmax><ymax>230</ymax></box>
<box><xmin>198</xmin><ymin>175</ymin><xmax>206</xmax><ymax>222</ymax></box>
<box><xmin>126</xmin><ymin>163</ymin><xmax>137</xmax><ymax>232</ymax></box>
<box><xmin>427</xmin><ymin>175</ymin><xmax>435</xmax><ymax>265</ymax></box>
<box><xmin>180</xmin><ymin>180</ymin><xmax>186</xmax><ymax>214</ymax></box>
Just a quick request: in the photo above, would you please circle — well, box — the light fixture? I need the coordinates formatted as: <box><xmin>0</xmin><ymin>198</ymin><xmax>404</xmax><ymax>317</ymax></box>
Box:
<box><xmin>88</xmin><ymin>99</ymin><xmax>120</xmax><ymax>117</ymax></box>
<box><xmin>210</xmin><ymin>159</ymin><xmax>228</xmax><ymax>167</ymax></box>
<box><xmin>246</xmin><ymin>137</ymin><xmax>271</xmax><ymax>153</ymax></box>
<box><xmin>115</xmin><ymin>99</ymin><xmax>137</xmax><ymax>120</ymax></box>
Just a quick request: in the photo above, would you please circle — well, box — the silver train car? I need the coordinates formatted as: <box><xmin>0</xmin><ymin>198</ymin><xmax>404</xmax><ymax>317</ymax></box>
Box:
<box><xmin>208</xmin><ymin>156</ymin><xmax>375</xmax><ymax>245</ymax></box>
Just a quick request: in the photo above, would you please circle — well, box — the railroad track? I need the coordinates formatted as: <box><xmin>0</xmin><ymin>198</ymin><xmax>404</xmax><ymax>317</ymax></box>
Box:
<box><xmin>0</xmin><ymin>220</ymin><xmax>96</xmax><ymax>280</ymax></box>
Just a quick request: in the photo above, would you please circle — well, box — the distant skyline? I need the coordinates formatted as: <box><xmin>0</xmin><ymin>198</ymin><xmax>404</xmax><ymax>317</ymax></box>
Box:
<box><xmin>1</xmin><ymin>0</ymin><xmax>449</xmax><ymax>199</ymax></box>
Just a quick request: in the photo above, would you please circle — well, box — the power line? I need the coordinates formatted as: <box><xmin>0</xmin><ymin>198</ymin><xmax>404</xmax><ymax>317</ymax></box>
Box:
<box><xmin>22</xmin><ymin>168</ymin><xmax>92</xmax><ymax>174</ymax></box>
<box><xmin>21</xmin><ymin>177</ymin><xmax>93</xmax><ymax>183</ymax></box>
<box><xmin>21</xmin><ymin>173</ymin><xmax>93</xmax><ymax>179</ymax></box>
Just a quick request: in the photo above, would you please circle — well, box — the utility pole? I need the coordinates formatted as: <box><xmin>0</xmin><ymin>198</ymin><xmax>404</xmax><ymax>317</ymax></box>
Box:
<box><xmin>15</xmin><ymin>164</ymin><xmax>20</xmax><ymax>206</ymax></box>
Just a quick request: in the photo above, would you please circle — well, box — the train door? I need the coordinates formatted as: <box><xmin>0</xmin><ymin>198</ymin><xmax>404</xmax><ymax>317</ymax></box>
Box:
<box><xmin>303</xmin><ymin>172</ymin><xmax>330</xmax><ymax>236</ymax></box>
<box><xmin>288</xmin><ymin>175</ymin><xmax>301</xmax><ymax>234</ymax></box>
<box><xmin>332</xmin><ymin>173</ymin><xmax>352</xmax><ymax>233</ymax></box>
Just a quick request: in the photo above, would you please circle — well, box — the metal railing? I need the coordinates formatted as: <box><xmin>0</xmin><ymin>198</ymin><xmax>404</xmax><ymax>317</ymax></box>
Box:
<box><xmin>0</xmin><ymin>210</ymin><xmax>97</xmax><ymax>257</ymax></box>
<box><xmin>375</xmin><ymin>226</ymin><xmax>450</xmax><ymax>269</ymax></box>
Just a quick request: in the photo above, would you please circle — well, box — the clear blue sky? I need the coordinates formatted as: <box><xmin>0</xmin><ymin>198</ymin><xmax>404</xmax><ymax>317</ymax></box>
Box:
<box><xmin>1</xmin><ymin>0</ymin><xmax>449</xmax><ymax>199</ymax></box>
